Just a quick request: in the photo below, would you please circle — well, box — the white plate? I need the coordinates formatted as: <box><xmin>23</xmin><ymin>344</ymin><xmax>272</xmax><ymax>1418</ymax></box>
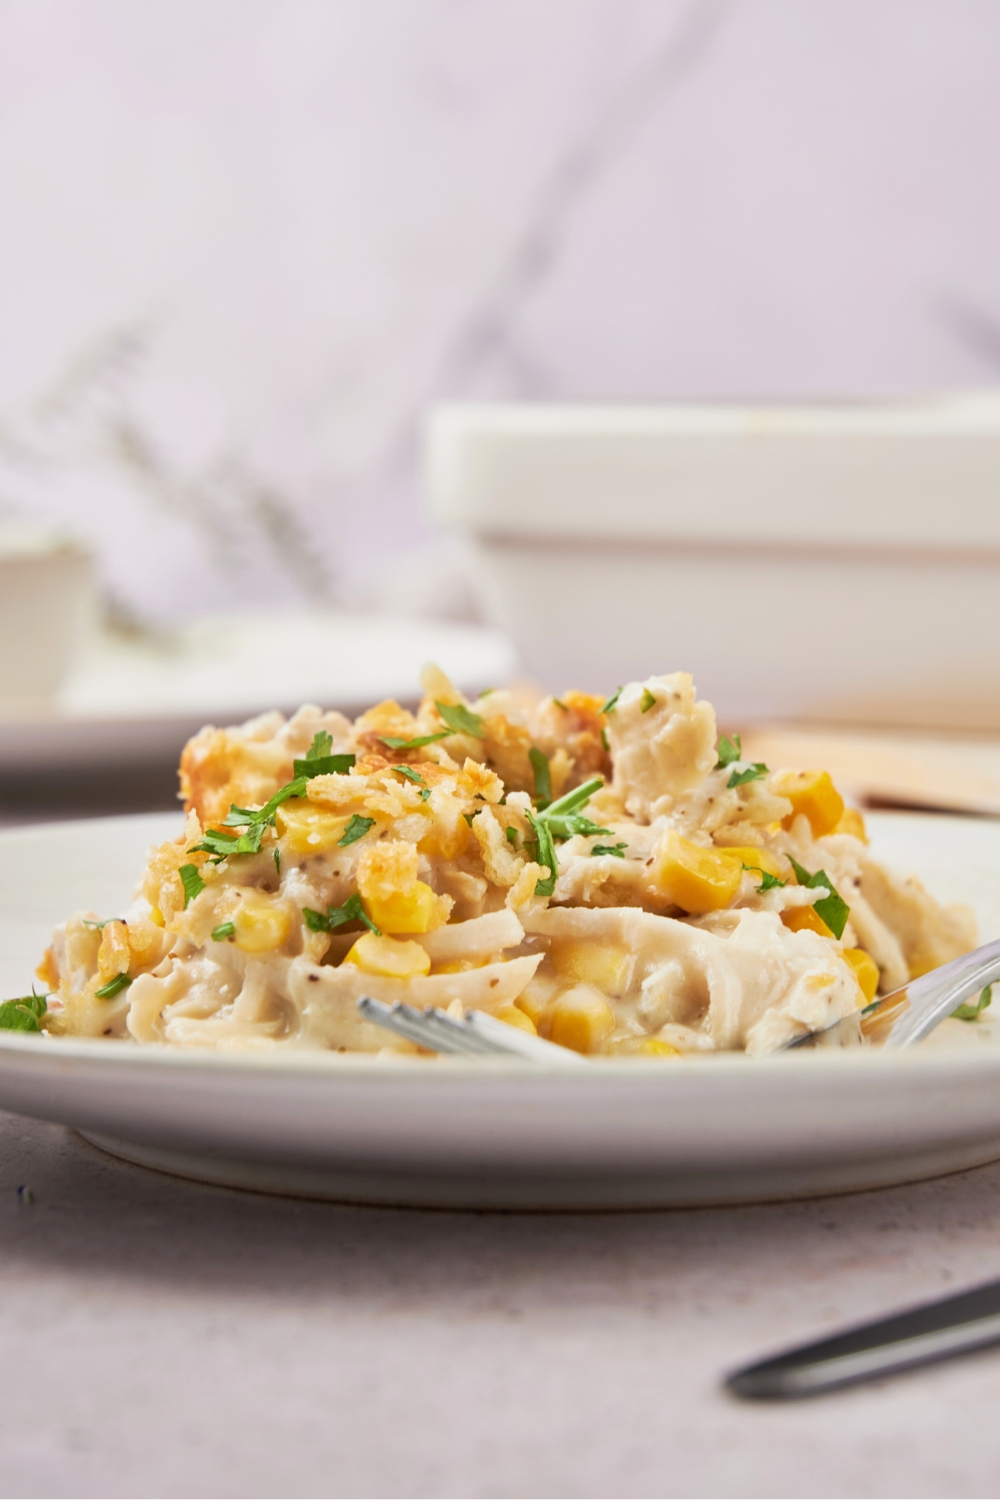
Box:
<box><xmin>0</xmin><ymin>611</ymin><xmax>516</xmax><ymax>771</ymax></box>
<box><xmin>0</xmin><ymin>811</ymin><xmax>999</xmax><ymax>1210</ymax></box>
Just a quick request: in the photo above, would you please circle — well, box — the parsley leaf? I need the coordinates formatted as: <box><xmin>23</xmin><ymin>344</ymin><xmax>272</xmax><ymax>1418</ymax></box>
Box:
<box><xmin>546</xmin><ymin>813</ymin><xmax>613</xmax><ymax>840</ymax></box>
<box><xmin>338</xmin><ymin>815</ymin><xmax>375</xmax><ymax>847</ymax></box>
<box><xmin>592</xmin><ymin>842</ymin><xmax>627</xmax><ymax>858</ymax></box>
<box><xmin>378</xmin><ymin>731</ymin><xmax>450</xmax><ymax>750</ymax></box>
<box><xmin>954</xmin><ymin>985</ymin><xmax>993</xmax><ymax>1022</ymax></box>
<box><xmin>82</xmin><ymin>918</ymin><xmax>118</xmax><ymax>930</ymax></box>
<box><xmin>224</xmin><ymin>778</ymin><xmax>309</xmax><ymax>827</ymax></box>
<box><xmin>505</xmin><ymin>825</ymin><xmax>519</xmax><ymax>846</ymax></box>
<box><xmin>179</xmin><ymin>864</ymin><xmax>206</xmax><ymax>907</ymax></box>
<box><xmin>538</xmin><ymin>776</ymin><xmax>604</xmax><ymax>824</ymax></box>
<box><xmin>0</xmin><ymin>993</ymin><xmax>47</xmax><ymax>1031</ymax></box>
<box><xmin>715</xmin><ymin>734</ymin><xmax>742</xmax><ymax>770</ymax></box>
<box><xmin>434</xmin><ymin>700</ymin><xmax>485</xmax><ymax>738</ymax></box>
<box><xmin>529</xmin><ymin>747</ymin><xmax>551</xmax><ymax>808</ymax></box>
<box><xmin>189</xmin><ymin>826</ymin><xmax>260</xmax><ymax>861</ymax></box>
<box><xmin>95</xmin><ymin>973</ymin><xmax>132</xmax><ymax>1000</ymax></box>
<box><xmin>274</xmin><ymin>848</ymin><xmax>281</xmax><ymax>876</ymax></box>
<box><xmin>553</xmin><ymin>698</ymin><xmax>568</xmax><ymax>712</ymax></box>
<box><xmin>292</xmin><ymin>732</ymin><xmax>355</xmax><ymax>778</ymax></box>
<box><xmin>745</xmin><ymin>866</ymin><xmax>786</xmax><ymax>892</ymax></box>
<box><xmin>302</xmin><ymin>892</ymin><xmax>380</xmax><ymax>936</ymax></box>
<box><xmin>393</xmin><ymin>765</ymin><xmax>426</xmax><ymax>787</ymax></box>
<box><xmin>601</xmin><ymin>726</ymin><xmax>610</xmax><ymax>753</ymax></box>
<box><xmin>525</xmin><ymin>809</ymin><xmax>558</xmax><ymax>897</ymax></box>
<box><xmin>788</xmin><ymin>857</ymin><xmax>850</xmax><ymax>940</ymax></box>
<box><xmin>599</xmin><ymin>686</ymin><xmax>622</xmax><ymax>716</ymax></box>
<box><xmin>727</xmin><ymin>762</ymin><xmax>768</xmax><ymax>789</ymax></box>
<box><xmin>640</xmin><ymin>688</ymin><xmax>656</xmax><ymax>713</ymax></box>
<box><xmin>212</xmin><ymin>922</ymin><xmax>236</xmax><ymax>942</ymax></box>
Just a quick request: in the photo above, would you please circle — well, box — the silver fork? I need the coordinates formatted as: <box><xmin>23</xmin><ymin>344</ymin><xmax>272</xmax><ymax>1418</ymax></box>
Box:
<box><xmin>357</xmin><ymin>997</ymin><xmax>587</xmax><ymax>1064</ymax></box>
<box><xmin>787</xmin><ymin>935</ymin><xmax>1000</xmax><ymax>1050</ymax></box>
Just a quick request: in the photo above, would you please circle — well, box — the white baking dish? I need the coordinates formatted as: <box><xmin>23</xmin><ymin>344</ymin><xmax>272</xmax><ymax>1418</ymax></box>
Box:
<box><xmin>425</xmin><ymin>399</ymin><xmax>1000</xmax><ymax>729</ymax></box>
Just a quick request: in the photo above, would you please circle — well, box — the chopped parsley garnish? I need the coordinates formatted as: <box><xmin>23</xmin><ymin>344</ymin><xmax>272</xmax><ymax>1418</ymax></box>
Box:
<box><xmin>534</xmin><ymin>776</ymin><xmax>607</xmax><ymax>841</ymax></box>
<box><xmin>274</xmin><ymin>848</ymin><xmax>281</xmax><ymax>876</ymax></box>
<box><xmin>212</xmin><ymin>922</ymin><xmax>236</xmax><ymax>942</ymax></box>
<box><xmin>292</xmin><ymin>730</ymin><xmax>355</xmax><ymax>779</ymax></box>
<box><xmin>338</xmin><ymin>814</ymin><xmax>375</xmax><ymax>847</ymax></box>
<box><xmin>744</xmin><ymin>866</ymin><xmax>786</xmax><ymax>892</ymax></box>
<box><xmin>302</xmin><ymin>892</ymin><xmax>380</xmax><ymax>936</ymax></box>
<box><xmin>463</xmin><ymin>812</ymin><xmax>476</xmax><ymax>827</ymax></box>
<box><xmin>592</xmin><ymin>842</ymin><xmax>627</xmax><ymax>858</ymax></box>
<box><xmin>553</xmin><ymin>698</ymin><xmax>568</xmax><ymax>712</ymax></box>
<box><xmin>179</xmin><ymin>864</ymin><xmax>206</xmax><ymax>907</ymax></box>
<box><xmin>0</xmin><ymin>993</ymin><xmax>47</xmax><ymax>1031</ymax></box>
<box><xmin>378</xmin><ymin>731</ymin><xmax>450</xmax><ymax>750</ymax></box>
<box><xmin>599</xmin><ymin>686</ymin><xmax>622</xmax><ymax>716</ymax></box>
<box><xmin>393</xmin><ymin>766</ymin><xmax>426</xmax><ymax>787</ymax></box>
<box><xmin>550</xmin><ymin>813</ymin><xmax>613</xmax><ymax>839</ymax></box>
<box><xmin>715</xmin><ymin>734</ymin><xmax>742</xmax><ymax>770</ymax></box>
<box><xmin>95</xmin><ymin>973</ymin><xmax>132</xmax><ymax>1000</ymax></box>
<box><xmin>82</xmin><ymin>918</ymin><xmax>118</xmax><ymax>930</ymax></box>
<box><xmin>954</xmin><ymin>985</ymin><xmax>993</xmax><ymax>1022</ymax></box>
<box><xmin>189</xmin><ymin>824</ymin><xmax>266</xmax><ymax>861</ymax></box>
<box><xmin>788</xmin><ymin>857</ymin><xmax>850</xmax><ymax>940</ymax></box>
<box><xmin>728</xmin><ymin>762</ymin><xmax>768</xmax><ymax>789</ymax></box>
<box><xmin>601</xmin><ymin>727</ymin><xmax>610</xmax><ymax>753</ymax></box>
<box><xmin>529</xmin><ymin>747</ymin><xmax>551</xmax><ymax>809</ymax></box>
<box><xmin>525</xmin><ymin>809</ymin><xmax>558</xmax><ymax>897</ymax></box>
<box><xmin>640</xmin><ymin>688</ymin><xmax>656</xmax><ymax>713</ymax></box>
<box><xmin>477</xmin><ymin>687</ymin><xmax>496</xmax><ymax>698</ymax></box>
<box><xmin>505</xmin><ymin>826</ymin><xmax>519</xmax><ymax>846</ymax></box>
<box><xmin>224</xmin><ymin>778</ymin><xmax>309</xmax><ymax>827</ymax></box>
<box><xmin>434</xmin><ymin>700</ymin><xmax>486</xmax><ymax>738</ymax></box>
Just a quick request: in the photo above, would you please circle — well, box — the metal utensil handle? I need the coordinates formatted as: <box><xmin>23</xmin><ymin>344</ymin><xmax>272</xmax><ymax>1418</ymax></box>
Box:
<box><xmin>727</xmin><ymin>1277</ymin><xmax>1000</xmax><ymax>1399</ymax></box>
<box><xmin>881</xmin><ymin>936</ymin><xmax>1000</xmax><ymax>1049</ymax></box>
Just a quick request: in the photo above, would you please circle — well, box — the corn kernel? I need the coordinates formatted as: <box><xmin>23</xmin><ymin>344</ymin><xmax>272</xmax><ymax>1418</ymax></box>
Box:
<box><xmin>842</xmin><ymin>946</ymin><xmax>879</xmax><ymax>1002</ymax></box>
<box><xmin>771</xmin><ymin>769</ymin><xmax>845</xmax><ymax>838</ymax></box>
<box><xmin>433</xmin><ymin>958</ymin><xmax>486</xmax><ymax>975</ymax></box>
<box><xmin>149</xmin><ymin>905</ymin><xmax>165</xmax><ymax>928</ymax></box>
<box><xmin>782</xmin><ymin>904</ymin><xmax>834</xmax><ymax>938</ymax></box>
<box><xmin>342</xmin><ymin>931</ymin><xmax>431</xmax><ymax>978</ymax></box>
<box><xmin>548</xmin><ymin>985</ymin><xmax>616</xmax><ymax>1054</ymax></box>
<box><xmin>611</xmin><ymin>1037</ymin><xmax>681</xmax><ymax>1057</ymax></box>
<box><xmin>366</xmin><ymin>880</ymin><xmax>441</xmax><ymax>935</ymax></box>
<box><xmin>551</xmin><ymin>939</ymin><xmax>633</xmax><ymax>996</ymax></box>
<box><xmin>652</xmin><ymin>831</ymin><xmax>742</xmax><ymax>914</ymax></box>
<box><xmin>493</xmin><ymin>1003</ymin><xmax>537</xmax><ymax>1036</ymax></box>
<box><xmin>232</xmin><ymin>894</ymin><xmax>293</xmax><ymax>953</ymax></box>
<box><xmin>514</xmin><ymin>976</ymin><xmax>558</xmax><ymax>1029</ymax></box>
<box><xmin>275</xmin><ymin>799</ymin><xmax>349</xmax><ymax>854</ymax></box>
<box><xmin>417</xmin><ymin>815</ymin><xmax>471</xmax><ymax>860</ymax></box>
<box><xmin>714</xmin><ymin>845</ymin><xmax>785</xmax><ymax>880</ymax></box>
<box><xmin>835</xmin><ymin>807</ymin><xmax>868</xmax><ymax>843</ymax></box>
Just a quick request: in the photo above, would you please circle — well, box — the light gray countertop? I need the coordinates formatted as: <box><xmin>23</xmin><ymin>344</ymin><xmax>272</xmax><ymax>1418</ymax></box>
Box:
<box><xmin>3</xmin><ymin>1109</ymin><xmax>1000</xmax><ymax>1498</ymax></box>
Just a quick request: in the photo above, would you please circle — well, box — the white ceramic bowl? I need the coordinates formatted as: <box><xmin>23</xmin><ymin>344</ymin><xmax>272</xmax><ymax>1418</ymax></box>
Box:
<box><xmin>426</xmin><ymin>398</ymin><xmax>1000</xmax><ymax>729</ymax></box>
<box><xmin>0</xmin><ymin>524</ymin><xmax>94</xmax><ymax>708</ymax></box>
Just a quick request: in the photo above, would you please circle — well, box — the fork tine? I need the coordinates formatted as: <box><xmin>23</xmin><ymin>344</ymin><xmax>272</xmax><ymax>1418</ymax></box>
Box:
<box><xmin>399</xmin><ymin>1004</ymin><xmax>500</xmax><ymax>1055</ymax></box>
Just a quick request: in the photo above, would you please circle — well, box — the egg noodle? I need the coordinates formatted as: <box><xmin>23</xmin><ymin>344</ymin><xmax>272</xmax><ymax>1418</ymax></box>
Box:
<box><xmin>36</xmin><ymin>667</ymin><xmax>975</xmax><ymax>1057</ymax></box>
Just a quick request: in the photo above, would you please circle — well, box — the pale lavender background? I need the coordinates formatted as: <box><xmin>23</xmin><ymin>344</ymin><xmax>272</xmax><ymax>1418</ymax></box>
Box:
<box><xmin>0</xmin><ymin>0</ymin><xmax>999</xmax><ymax>627</ymax></box>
